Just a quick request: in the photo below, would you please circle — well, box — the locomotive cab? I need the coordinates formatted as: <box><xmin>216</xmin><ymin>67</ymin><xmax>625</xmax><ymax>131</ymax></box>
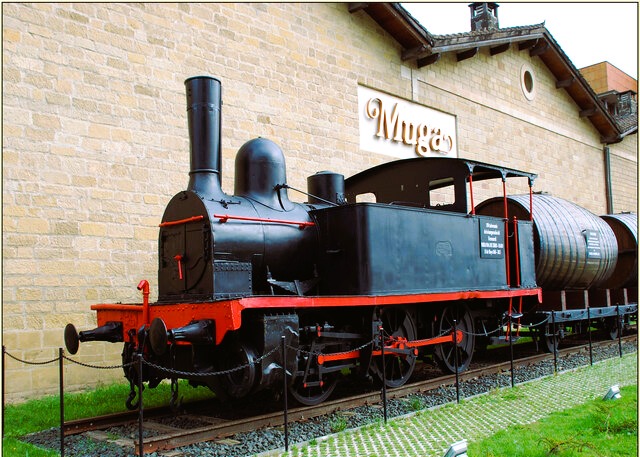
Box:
<box><xmin>311</xmin><ymin>157</ymin><xmax>539</xmax><ymax>295</ymax></box>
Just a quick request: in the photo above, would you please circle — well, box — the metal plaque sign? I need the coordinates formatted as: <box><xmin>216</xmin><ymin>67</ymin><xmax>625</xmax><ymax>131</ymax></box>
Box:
<box><xmin>479</xmin><ymin>218</ymin><xmax>504</xmax><ymax>258</ymax></box>
<box><xmin>584</xmin><ymin>229</ymin><xmax>602</xmax><ymax>259</ymax></box>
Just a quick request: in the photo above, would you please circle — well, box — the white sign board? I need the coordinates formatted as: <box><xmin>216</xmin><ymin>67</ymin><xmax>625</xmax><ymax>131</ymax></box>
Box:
<box><xmin>358</xmin><ymin>86</ymin><xmax>457</xmax><ymax>159</ymax></box>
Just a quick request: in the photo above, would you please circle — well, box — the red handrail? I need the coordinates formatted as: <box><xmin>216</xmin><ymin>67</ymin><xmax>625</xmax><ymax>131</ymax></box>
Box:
<box><xmin>159</xmin><ymin>215</ymin><xmax>205</xmax><ymax>227</ymax></box>
<box><xmin>214</xmin><ymin>214</ymin><xmax>315</xmax><ymax>229</ymax></box>
<box><xmin>469</xmin><ymin>173</ymin><xmax>476</xmax><ymax>215</ymax></box>
<box><xmin>513</xmin><ymin>217</ymin><xmax>521</xmax><ymax>287</ymax></box>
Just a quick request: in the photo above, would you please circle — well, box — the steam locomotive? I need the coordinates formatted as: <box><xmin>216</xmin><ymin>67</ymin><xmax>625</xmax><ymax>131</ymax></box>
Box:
<box><xmin>65</xmin><ymin>76</ymin><xmax>637</xmax><ymax>406</ymax></box>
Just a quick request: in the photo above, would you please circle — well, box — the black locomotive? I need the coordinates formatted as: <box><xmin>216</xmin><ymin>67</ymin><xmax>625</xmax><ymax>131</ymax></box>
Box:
<box><xmin>65</xmin><ymin>76</ymin><xmax>637</xmax><ymax>406</ymax></box>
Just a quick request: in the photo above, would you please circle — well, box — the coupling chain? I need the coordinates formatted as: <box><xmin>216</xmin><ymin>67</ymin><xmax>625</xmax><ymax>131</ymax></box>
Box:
<box><xmin>462</xmin><ymin>325</ymin><xmax>502</xmax><ymax>337</ymax></box>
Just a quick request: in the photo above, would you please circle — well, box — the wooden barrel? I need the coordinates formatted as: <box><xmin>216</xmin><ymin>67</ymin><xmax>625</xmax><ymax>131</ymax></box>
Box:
<box><xmin>476</xmin><ymin>194</ymin><xmax>618</xmax><ymax>290</ymax></box>
<box><xmin>600</xmin><ymin>213</ymin><xmax>637</xmax><ymax>288</ymax></box>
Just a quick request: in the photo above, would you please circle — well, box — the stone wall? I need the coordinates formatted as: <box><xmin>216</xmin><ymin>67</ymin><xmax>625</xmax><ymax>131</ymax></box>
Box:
<box><xmin>609</xmin><ymin>134</ymin><xmax>638</xmax><ymax>213</ymax></box>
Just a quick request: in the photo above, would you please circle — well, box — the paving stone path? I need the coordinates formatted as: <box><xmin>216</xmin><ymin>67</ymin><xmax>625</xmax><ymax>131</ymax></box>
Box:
<box><xmin>268</xmin><ymin>353</ymin><xmax>637</xmax><ymax>457</ymax></box>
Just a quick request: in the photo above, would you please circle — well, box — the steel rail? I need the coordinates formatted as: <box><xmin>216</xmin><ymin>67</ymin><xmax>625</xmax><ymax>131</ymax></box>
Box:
<box><xmin>62</xmin><ymin>400</ymin><xmax>220</xmax><ymax>436</ymax></box>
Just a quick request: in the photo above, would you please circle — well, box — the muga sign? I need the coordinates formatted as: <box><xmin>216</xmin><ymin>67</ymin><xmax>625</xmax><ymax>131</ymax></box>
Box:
<box><xmin>358</xmin><ymin>86</ymin><xmax>457</xmax><ymax>159</ymax></box>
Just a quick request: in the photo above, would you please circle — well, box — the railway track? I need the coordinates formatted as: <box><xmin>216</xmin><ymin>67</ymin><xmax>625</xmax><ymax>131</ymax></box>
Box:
<box><xmin>62</xmin><ymin>335</ymin><xmax>636</xmax><ymax>455</ymax></box>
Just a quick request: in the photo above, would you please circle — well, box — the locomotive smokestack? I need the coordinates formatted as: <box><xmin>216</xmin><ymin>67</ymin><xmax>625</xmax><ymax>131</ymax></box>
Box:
<box><xmin>185</xmin><ymin>76</ymin><xmax>224</xmax><ymax>198</ymax></box>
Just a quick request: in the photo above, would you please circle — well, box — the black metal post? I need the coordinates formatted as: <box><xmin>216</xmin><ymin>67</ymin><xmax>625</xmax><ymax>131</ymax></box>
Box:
<box><xmin>616</xmin><ymin>305</ymin><xmax>623</xmax><ymax>358</ymax></box>
<box><xmin>587</xmin><ymin>307</ymin><xmax>593</xmax><ymax>366</ymax></box>
<box><xmin>379</xmin><ymin>325</ymin><xmax>387</xmax><ymax>423</ymax></box>
<box><xmin>453</xmin><ymin>319</ymin><xmax>460</xmax><ymax>404</ymax></box>
<box><xmin>2</xmin><ymin>346</ymin><xmax>5</xmax><ymax>439</ymax></box>
<box><xmin>551</xmin><ymin>312</ymin><xmax>557</xmax><ymax>374</ymax></box>
<box><xmin>59</xmin><ymin>348</ymin><xmax>65</xmax><ymax>457</ymax></box>
<box><xmin>137</xmin><ymin>354</ymin><xmax>144</xmax><ymax>457</ymax></box>
<box><xmin>508</xmin><ymin>314</ymin><xmax>515</xmax><ymax>388</ymax></box>
<box><xmin>281</xmin><ymin>335</ymin><xmax>289</xmax><ymax>452</ymax></box>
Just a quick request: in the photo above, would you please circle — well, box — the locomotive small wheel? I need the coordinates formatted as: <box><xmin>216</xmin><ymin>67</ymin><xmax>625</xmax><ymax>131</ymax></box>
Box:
<box><xmin>435</xmin><ymin>304</ymin><xmax>475</xmax><ymax>373</ymax></box>
<box><xmin>289</xmin><ymin>373</ymin><xmax>338</xmax><ymax>406</ymax></box>
<box><xmin>218</xmin><ymin>342</ymin><xmax>258</xmax><ymax>399</ymax></box>
<box><xmin>370</xmin><ymin>306</ymin><xmax>418</xmax><ymax>388</ymax></box>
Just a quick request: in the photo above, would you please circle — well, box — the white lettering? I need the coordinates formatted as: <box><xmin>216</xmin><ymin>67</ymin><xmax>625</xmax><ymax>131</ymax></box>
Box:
<box><xmin>365</xmin><ymin>97</ymin><xmax>454</xmax><ymax>156</ymax></box>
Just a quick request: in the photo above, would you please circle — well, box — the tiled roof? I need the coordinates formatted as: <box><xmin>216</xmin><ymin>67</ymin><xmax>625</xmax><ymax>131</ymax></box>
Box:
<box><xmin>432</xmin><ymin>23</ymin><xmax>546</xmax><ymax>42</ymax></box>
<box><xmin>614</xmin><ymin>112</ymin><xmax>638</xmax><ymax>134</ymax></box>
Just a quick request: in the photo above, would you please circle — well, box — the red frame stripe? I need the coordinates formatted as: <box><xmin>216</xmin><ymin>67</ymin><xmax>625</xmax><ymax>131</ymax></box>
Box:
<box><xmin>92</xmin><ymin>288</ymin><xmax>541</xmax><ymax>346</ymax></box>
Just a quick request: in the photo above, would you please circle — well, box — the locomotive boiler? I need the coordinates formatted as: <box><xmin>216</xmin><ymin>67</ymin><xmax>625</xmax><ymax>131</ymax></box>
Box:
<box><xmin>158</xmin><ymin>76</ymin><xmax>319</xmax><ymax>303</ymax></box>
<box><xmin>65</xmin><ymin>76</ymin><xmax>637</xmax><ymax>407</ymax></box>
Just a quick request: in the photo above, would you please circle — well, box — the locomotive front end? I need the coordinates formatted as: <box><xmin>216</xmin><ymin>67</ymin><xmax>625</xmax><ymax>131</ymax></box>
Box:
<box><xmin>66</xmin><ymin>76</ymin><xmax>321</xmax><ymax>403</ymax></box>
<box><xmin>158</xmin><ymin>76</ymin><xmax>318</xmax><ymax>304</ymax></box>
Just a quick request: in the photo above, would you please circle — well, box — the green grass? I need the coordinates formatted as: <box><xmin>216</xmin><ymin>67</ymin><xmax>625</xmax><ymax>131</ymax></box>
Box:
<box><xmin>3</xmin><ymin>379</ymin><xmax>214</xmax><ymax>457</ymax></box>
<box><xmin>469</xmin><ymin>385</ymin><xmax>638</xmax><ymax>457</ymax></box>
<box><xmin>328</xmin><ymin>414</ymin><xmax>349</xmax><ymax>433</ymax></box>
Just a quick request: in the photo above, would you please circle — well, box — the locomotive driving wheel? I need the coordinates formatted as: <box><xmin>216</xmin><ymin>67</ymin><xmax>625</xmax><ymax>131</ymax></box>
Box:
<box><xmin>370</xmin><ymin>306</ymin><xmax>417</xmax><ymax>388</ymax></box>
<box><xmin>435</xmin><ymin>304</ymin><xmax>475</xmax><ymax>373</ymax></box>
<box><xmin>289</xmin><ymin>344</ymin><xmax>338</xmax><ymax>406</ymax></box>
<box><xmin>289</xmin><ymin>372</ymin><xmax>338</xmax><ymax>406</ymax></box>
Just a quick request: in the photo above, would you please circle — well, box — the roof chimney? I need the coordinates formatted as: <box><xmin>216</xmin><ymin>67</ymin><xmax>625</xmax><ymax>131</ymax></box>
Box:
<box><xmin>469</xmin><ymin>2</ymin><xmax>499</xmax><ymax>31</ymax></box>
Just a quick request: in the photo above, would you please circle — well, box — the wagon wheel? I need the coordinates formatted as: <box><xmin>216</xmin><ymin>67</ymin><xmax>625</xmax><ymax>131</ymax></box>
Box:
<box><xmin>435</xmin><ymin>304</ymin><xmax>475</xmax><ymax>373</ymax></box>
<box><xmin>370</xmin><ymin>306</ymin><xmax>418</xmax><ymax>388</ymax></box>
<box><xmin>542</xmin><ymin>333</ymin><xmax>559</xmax><ymax>352</ymax></box>
<box><xmin>539</xmin><ymin>327</ymin><xmax>560</xmax><ymax>353</ymax></box>
<box><xmin>604</xmin><ymin>316</ymin><xmax>621</xmax><ymax>340</ymax></box>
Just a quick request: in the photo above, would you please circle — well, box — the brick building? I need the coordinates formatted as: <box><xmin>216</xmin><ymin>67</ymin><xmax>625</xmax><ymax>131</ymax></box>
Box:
<box><xmin>2</xmin><ymin>3</ymin><xmax>637</xmax><ymax>401</ymax></box>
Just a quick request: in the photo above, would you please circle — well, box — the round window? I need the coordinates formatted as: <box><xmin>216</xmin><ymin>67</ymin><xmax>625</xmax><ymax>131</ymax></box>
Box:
<box><xmin>520</xmin><ymin>64</ymin><xmax>536</xmax><ymax>101</ymax></box>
